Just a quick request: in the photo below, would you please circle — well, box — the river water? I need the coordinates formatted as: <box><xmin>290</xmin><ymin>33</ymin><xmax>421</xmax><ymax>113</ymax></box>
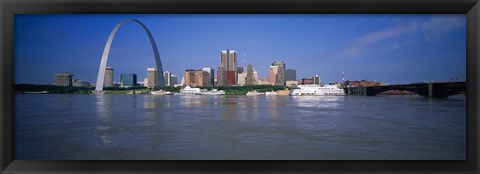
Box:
<box><xmin>14</xmin><ymin>94</ymin><xmax>466</xmax><ymax>160</ymax></box>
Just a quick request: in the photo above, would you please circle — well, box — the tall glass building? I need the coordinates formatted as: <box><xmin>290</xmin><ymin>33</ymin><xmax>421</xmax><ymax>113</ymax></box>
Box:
<box><xmin>120</xmin><ymin>73</ymin><xmax>137</xmax><ymax>87</ymax></box>
<box><xmin>286</xmin><ymin>69</ymin><xmax>296</xmax><ymax>81</ymax></box>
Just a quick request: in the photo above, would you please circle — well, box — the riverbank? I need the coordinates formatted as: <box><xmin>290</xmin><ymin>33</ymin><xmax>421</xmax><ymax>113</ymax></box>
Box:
<box><xmin>15</xmin><ymin>84</ymin><xmax>288</xmax><ymax>95</ymax></box>
<box><xmin>15</xmin><ymin>84</ymin><xmax>424</xmax><ymax>96</ymax></box>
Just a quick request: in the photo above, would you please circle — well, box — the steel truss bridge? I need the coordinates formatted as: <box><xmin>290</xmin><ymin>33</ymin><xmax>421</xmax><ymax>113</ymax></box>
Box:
<box><xmin>346</xmin><ymin>74</ymin><xmax>466</xmax><ymax>98</ymax></box>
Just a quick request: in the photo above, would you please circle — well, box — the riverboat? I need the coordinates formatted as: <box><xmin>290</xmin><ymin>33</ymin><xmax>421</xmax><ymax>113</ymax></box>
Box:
<box><xmin>178</xmin><ymin>86</ymin><xmax>202</xmax><ymax>95</ymax></box>
<box><xmin>201</xmin><ymin>89</ymin><xmax>226</xmax><ymax>95</ymax></box>
<box><xmin>289</xmin><ymin>85</ymin><xmax>345</xmax><ymax>96</ymax></box>
<box><xmin>150</xmin><ymin>90</ymin><xmax>173</xmax><ymax>95</ymax></box>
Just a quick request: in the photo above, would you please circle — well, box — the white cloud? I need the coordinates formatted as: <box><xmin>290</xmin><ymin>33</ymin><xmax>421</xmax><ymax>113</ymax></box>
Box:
<box><xmin>330</xmin><ymin>15</ymin><xmax>465</xmax><ymax>60</ymax></box>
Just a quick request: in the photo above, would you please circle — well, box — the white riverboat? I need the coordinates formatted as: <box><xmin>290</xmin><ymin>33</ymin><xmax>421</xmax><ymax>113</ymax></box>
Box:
<box><xmin>246</xmin><ymin>90</ymin><xmax>265</xmax><ymax>96</ymax></box>
<box><xmin>201</xmin><ymin>89</ymin><xmax>226</xmax><ymax>95</ymax></box>
<box><xmin>289</xmin><ymin>85</ymin><xmax>345</xmax><ymax>96</ymax></box>
<box><xmin>150</xmin><ymin>90</ymin><xmax>173</xmax><ymax>95</ymax></box>
<box><xmin>178</xmin><ymin>86</ymin><xmax>202</xmax><ymax>95</ymax></box>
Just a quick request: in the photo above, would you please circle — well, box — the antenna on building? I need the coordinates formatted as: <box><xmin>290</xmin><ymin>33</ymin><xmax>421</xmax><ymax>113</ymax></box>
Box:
<box><xmin>342</xmin><ymin>71</ymin><xmax>345</xmax><ymax>83</ymax></box>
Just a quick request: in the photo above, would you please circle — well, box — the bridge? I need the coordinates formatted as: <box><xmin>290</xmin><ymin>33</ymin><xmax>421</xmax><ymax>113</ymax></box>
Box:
<box><xmin>345</xmin><ymin>74</ymin><xmax>466</xmax><ymax>98</ymax></box>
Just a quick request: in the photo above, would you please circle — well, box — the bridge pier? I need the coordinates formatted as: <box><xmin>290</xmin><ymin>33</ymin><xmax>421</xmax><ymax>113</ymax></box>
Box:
<box><xmin>346</xmin><ymin>87</ymin><xmax>366</xmax><ymax>96</ymax></box>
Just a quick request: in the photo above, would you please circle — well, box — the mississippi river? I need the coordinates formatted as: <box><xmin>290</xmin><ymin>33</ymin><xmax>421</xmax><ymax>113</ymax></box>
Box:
<box><xmin>14</xmin><ymin>94</ymin><xmax>466</xmax><ymax>160</ymax></box>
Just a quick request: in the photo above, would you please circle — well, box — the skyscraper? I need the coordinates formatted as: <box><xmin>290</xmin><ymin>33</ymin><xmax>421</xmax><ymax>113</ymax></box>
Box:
<box><xmin>164</xmin><ymin>71</ymin><xmax>171</xmax><ymax>86</ymax></box>
<box><xmin>220</xmin><ymin>49</ymin><xmax>237</xmax><ymax>85</ymax></box>
<box><xmin>246</xmin><ymin>64</ymin><xmax>255</xmax><ymax>85</ymax></box>
<box><xmin>147</xmin><ymin>68</ymin><xmax>158</xmax><ymax>88</ymax></box>
<box><xmin>184</xmin><ymin>69</ymin><xmax>209</xmax><ymax>87</ymax></box>
<box><xmin>217</xmin><ymin>66</ymin><xmax>226</xmax><ymax>86</ymax></box>
<box><xmin>104</xmin><ymin>67</ymin><xmax>114</xmax><ymax>87</ymax></box>
<box><xmin>272</xmin><ymin>61</ymin><xmax>286</xmax><ymax>86</ymax></box>
<box><xmin>313</xmin><ymin>75</ymin><xmax>321</xmax><ymax>85</ymax></box>
<box><xmin>202</xmin><ymin>67</ymin><xmax>214</xmax><ymax>86</ymax></box>
<box><xmin>54</xmin><ymin>73</ymin><xmax>73</xmax><ymax>86</ymax></box>
<box><xmin>184</xmin><ymin>69</ymin><xmax>196</xmax><ymax>86</ymax></box>
<box><xmin>171</xmin><ymin>74</ymin><xmax>178</xmax><ymax>85</ymax></box>
<box><xmin>120</xmin><ymin>73</ymin><xmax>137</xmax><ymax>87</ymax></box>
<box><xmin>194</xmin><ymin>70</ymin><xmax>210</xmax><ymax>87</ymax></box>
<box><xmin>286</xmin><ymin>69</ymin><xmax>297</xmax><ymax>81</ymax></box>
<box><xmin>269</xmin><ymin>66</ymin><xmax>278</xmax><ymax>85</ymax></box>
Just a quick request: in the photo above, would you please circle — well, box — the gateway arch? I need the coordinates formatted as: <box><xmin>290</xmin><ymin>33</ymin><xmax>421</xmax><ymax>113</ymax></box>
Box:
<box><xmin>95</xmin><ymin>19</ymin><xmax>165</xmax><ymax>91</ymax></box>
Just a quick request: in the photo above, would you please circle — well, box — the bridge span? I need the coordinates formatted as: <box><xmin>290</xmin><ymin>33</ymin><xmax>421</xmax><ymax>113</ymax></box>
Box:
<box><xmin>346</xmin><ymin>82</ymin><xmax>466</xmax><ymax>98</ymax></box>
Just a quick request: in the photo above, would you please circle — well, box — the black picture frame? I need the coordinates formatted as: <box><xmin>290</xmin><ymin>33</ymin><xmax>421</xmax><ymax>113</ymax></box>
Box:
<box><xmin>1</xmin><ymin>0</ymin><xmax>479</xmax><ymax>173</ymax></box>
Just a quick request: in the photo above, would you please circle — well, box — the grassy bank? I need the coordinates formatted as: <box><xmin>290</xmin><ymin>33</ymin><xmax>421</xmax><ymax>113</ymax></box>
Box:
<box><xmin>15</xmin><ymin>84</ymin><xmax>93</xmax><ymax>94</ymax></box>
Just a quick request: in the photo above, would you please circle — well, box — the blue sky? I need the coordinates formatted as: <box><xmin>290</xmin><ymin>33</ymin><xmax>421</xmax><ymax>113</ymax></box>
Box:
<box><xmin>14</xmin><ymin>14</ymin><xmax>466</xmax><ymax>85</ymax></box>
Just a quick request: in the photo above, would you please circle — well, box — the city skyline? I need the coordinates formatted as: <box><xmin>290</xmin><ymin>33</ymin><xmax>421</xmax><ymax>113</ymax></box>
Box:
<box><xmin>14</xmin><ymin>14</ymin><xmax>466</xmax><ymax>85</ymax></box>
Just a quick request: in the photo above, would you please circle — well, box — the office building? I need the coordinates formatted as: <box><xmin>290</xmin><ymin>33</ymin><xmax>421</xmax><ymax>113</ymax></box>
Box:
<box><xmin>171</xmin><ymin>74</ymin><xmax>178</xmax><ymax>85</ymax></box>
<box><xmin>269</xmin><ymin>66</ymin><xmax>278</xmax><ymax>85</ymax></box>
<box><xmin>269</xmin><ymin>66</ymin><xmax>277</xmax><ymax>85</ymax></box>
<box><xmin>286</xmin><ymin>69</ymin><xmax>296</xmax><ymax>81</ymax></box>
<box><xmin>237</xmin><ymin>67</ymin><xmax>244</xmax><ymax>74</ymax></box>
<box><xmin>301</xmin><ymin>78</ymin><xmax>314</xmax><ymax>85</ymax></box>
<box><xmin>246</xmin><ymin>64</ymin><xmax>255</xmax><ymax>85</ymax></box>
<box><xmin>73</xmin><ymin>80</ymin><xmax>91</xmax><ymax>88</ymax></box>
<box><xmin>202</xmin><ymin>67</ymin><xmax>214</xmax><ymax>86</ymax></box>
<box><xmin>220</xmin><ymin>49</ymin><xmax>237</xmax><ymax>85</ymax></box>
<box><xmin>272</xmin><ymin>61</ymin><xmax>286</xmax><ymax>86</ymax></box>
<box><xmin>104</xmin><ymin>67</ymin><xmax>114</xmax><ymax>87</ymax></box>
<box><xmin>286</xmin><ymin>80</ymin><xmax>298</xmax><ymax>87</ymax></box>
<box><xmin>54</xmin><ymin>73</ymin><xmax>73</xmax><ymax>86</ymax></box>
<box><xmin>120</xmin><ymin>73</ymin><xmax>137</xmax><ymax>87</ymax></box>
<box><xmin>184</xmin><ymin>69</ymin><xmax>196</xmax><ymax>86</ymax></box>
<box><xmin>195</xmin><ymin>70</ymin><xmax>210</xmax><ymax>87</ymax></box>
<box><xmin>184</xmin><ymin>69</ymin><xmax>209</xmax><ymax>87</ymax></box>
<box><xmin>217</xmin><ymin>66</ymin><xmax>226</xmax><ymax>86</ymax></box>
<box><xmin>313</xmin><ymin>75</ymin><xmax>320</xmax><ymax>85</ymax></box>
<box><xmin>146</xmin><ymin>68</ymin><xmax>159</xmax><ymax>88</ymax></box>
<box><xmin>164</xmin><ymin>71</ymin><xmax>172</xmax><ymax>86</ymax></box>
<box><xmin>237</xmin><ymin>72</ymin><xmax>247</xmax><ymax>86</ymax></box>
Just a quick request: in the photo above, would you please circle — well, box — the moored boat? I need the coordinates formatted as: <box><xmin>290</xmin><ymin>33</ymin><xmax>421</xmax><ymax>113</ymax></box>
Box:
<box><xmin>179</xmin><ymin>86</ymin><xmax>202</xmax><ymax>95</ymax></box>
<box><xmin>150</xmin><ymin>90</ymin><xmax>173</xmax><ymax>95</ymax></box>
<box><xmin>201</xmin><ymin>89</ymin><xmax>226</xmax><ymax>95</ymax></box>
<box><xmin>289</xmin><ymin>85</ymin><xmax>345</xmax><ymax>96</ymax></box>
